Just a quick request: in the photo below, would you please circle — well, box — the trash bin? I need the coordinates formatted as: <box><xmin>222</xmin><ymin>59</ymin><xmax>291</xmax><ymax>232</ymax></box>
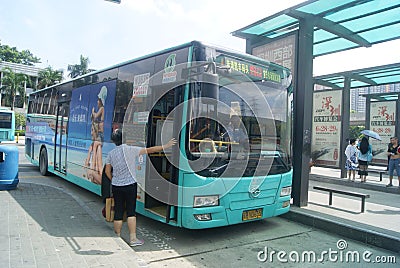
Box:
<box><xmin>0</xmin><ymin>145</ymin><xmax>19</xmax><ymax>190</ymax></box>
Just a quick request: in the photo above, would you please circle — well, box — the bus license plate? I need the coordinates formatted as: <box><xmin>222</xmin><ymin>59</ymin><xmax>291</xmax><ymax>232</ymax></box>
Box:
<box><xmin>242</xmin><ymin>208</ymin><xmax>263</xmax><ymax>221</ymax></box>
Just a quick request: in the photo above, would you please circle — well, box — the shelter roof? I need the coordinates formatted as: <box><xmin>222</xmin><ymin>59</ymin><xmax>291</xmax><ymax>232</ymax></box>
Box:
<box><xmin>361</xmin><ymin>92</ymin><xmax>399</xmax><ymax>101</ymax></box>
<box><xmin>313</xmin><ymin>62</ymin><xmax>400</xmax><ymax>89</ymax></box>
<box><xmin>232</xmin><ymin>0</ymin><xmax>400</xmax><ymax>57</ymax></box>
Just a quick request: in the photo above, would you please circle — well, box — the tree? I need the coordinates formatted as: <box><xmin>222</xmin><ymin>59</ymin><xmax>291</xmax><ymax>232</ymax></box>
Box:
<box><xmin>0</xmin><ymin>67</ymin><xmax>27</xmax><ymax>110</ymax></box>
<box><xmin>67</xmin><ymin>55</ymin><xmax>95</xmax><ymax>79</ymax></box>
<box><xmin>349</xmin><ymin>125</ymin><xmax>365</xmax><ymax>140</ymax></box>
<box><xmin>15</xmin><ymin>111</ymin><xmax>26</xmax><ymax>130</ymax></box>
<box><xmin>38</xmin><ymin>66</ymin><xmax>63</xmax><ymax>89</ymax></box>
<box><xmin>0</xmin><ymin>41</ymin><xmax>40</xmax><ymax>65</ymax></box>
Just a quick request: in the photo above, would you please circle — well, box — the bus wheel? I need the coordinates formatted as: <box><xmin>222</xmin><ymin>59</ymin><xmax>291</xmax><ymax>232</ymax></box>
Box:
<box><xmin>39</xmin><ymin>148</ymin><xmax>49</xmax><ymax>176</ymax></box>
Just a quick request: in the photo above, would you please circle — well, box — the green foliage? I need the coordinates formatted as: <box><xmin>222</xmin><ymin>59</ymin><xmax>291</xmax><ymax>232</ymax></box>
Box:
<box><xmin>349</xmin><ymin>125</ymin><xmax>365</xmax><ymax>140</ymax></box>
<box><xmin>15</xmin><ymin>129</ymin><xmax>25</xmax><ymax>136</ymax></box>
<box><xmin>38</xmin><ymin>66</ymin><xmax>63</xmax><ymax>89</ymax></box>
<box><xmin>0</xmin><ymin>41</ymin><xmax>40</xmax><ymax>65</ymax></box>
<box><xmin>27</xmin><ymin>76</ymin><xmax>38</xmax><ymax>90</ymax></box>
<box><xmin>0</xmin><ymin>67</ymin><xmax>27</xmax><ymax>110</ymax></box>
<box><xmin>67</xmin><ymin>55</ymin><xmax>95</xmax><ymax>79</ymax></box>
<box><xmin>15</xmin><ymin>111</ymin><xmax>26</xmax><ymax>129</ymax></box>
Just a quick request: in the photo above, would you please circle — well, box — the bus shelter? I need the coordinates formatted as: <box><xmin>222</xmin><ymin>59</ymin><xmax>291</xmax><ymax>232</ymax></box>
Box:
<box><xmin>232</xmin><ymin>0</ymin><xmax>400</xmax><ymax>206</ymax></box>
<box><xmin>314</xmin><ymin>63</ymin><xmax>400</xmax><ymax>178</ymax></box>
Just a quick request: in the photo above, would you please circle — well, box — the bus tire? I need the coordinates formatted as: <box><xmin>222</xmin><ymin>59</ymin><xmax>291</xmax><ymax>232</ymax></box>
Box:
<box><xmin>39</xmin><ymin>148</ymin><xmax>49</xmax><ymax>176</ymax></box>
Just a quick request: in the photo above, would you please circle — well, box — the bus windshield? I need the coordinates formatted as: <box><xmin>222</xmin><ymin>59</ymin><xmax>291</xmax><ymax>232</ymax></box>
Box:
<box><xmin>0</xmin><ymin>112</ymin><xmax>12</xmax><ymax>129</ymax></box>
<box><xmin>188</xmin><ymin>58</ymin><xmax>291</xmax><ymax>178</ymax></box>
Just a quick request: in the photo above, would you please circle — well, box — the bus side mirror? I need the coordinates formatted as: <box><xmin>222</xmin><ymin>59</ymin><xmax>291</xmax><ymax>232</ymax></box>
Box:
<box><xmin>181</xmin><ymin>63</ymin><xmax>219</xmax><ymax>104</ymax></box>
<box><xmin>200</xmin><ymin>73</ymin><xmax>219</xmax><ymax>104</ymax></box>
<box><xmin>0</xmin><ymin>152</ymin><xmax>4</xmax><ymax>163</ymax></box>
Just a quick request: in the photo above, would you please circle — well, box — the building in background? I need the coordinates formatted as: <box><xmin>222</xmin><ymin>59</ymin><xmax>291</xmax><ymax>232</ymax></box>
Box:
<box><xmin>0</xmin><ymin>61</ymin><xmax>41</xmax><ymax>111</ymax></box>
<box><xmin>351</xmin><ymin>83</ymin><xmax>400</xmax><ymax>113</ymax></box>
<box><xmin>350</xmin><ymin>83</ymin><xmax>400</xmax><ymax>125</ymax></box>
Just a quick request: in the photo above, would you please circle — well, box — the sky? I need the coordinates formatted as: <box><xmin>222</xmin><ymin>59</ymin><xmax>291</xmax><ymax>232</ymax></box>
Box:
<box><xmin>1</xmin><ymin>0</ymin><xmax>399</xmax><ymax>78</ymax></box>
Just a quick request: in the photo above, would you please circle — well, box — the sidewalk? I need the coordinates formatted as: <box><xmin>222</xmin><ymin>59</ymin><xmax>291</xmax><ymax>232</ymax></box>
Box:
<box><xmin>0</xmin><ymin>181</ymin><xmax>143</xmax><ymax>267</ymax></box>
<box><xmin>1</xmin><ymin>137</ymin><xmax>146</xmax><ymax>267</ymax></box>
<box><xmin>282</xmin><ymin>165</ymin><xmax>400</xmax><ymax>253</ymax></box>
<box><xmin>3</xmin><ymin>136</ymin><xmax>400</xmax><ymax>267</ymax></box>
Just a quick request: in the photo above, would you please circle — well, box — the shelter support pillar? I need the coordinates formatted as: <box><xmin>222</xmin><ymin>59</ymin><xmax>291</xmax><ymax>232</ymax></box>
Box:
<box><xmin>340</xmin><ymin>77</ymin><xmax>351</xmax><ymax>178</ymax></box>
<box><xmin>365</xmin><ymin>96</ymin><xmax>371</xmax><ymax>129</ymax></box>
<box><xmin>292</xmin><ymin>18</ymin><xmax>314</xmax><ymax>207</ymax></box>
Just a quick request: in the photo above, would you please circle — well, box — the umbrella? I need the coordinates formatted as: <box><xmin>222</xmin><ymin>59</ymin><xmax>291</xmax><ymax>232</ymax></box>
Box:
<box><xmin>361</xmin><ymin>130</ymin><xmax>382</xmax><ymax>141</ymax></box>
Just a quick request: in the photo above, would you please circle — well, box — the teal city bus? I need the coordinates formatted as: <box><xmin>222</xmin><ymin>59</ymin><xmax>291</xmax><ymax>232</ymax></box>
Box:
<box><xmin>25</xmin><ymin>41</ymin><xmax>292</xmax><ymax>229</ymax></box>
<box><xmin>0</xmin><ymin>108</ymin><xmax>15</xmax><ymax>142</ymax></box>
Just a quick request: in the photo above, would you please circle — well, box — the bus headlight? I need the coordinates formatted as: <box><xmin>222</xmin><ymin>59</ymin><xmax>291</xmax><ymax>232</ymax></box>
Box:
<box><xmin>280</xmin><ymin>186</ymin><xmax>292</xmax><ymax>196</ymax></box>
<box><xmin>193</xmin><ymin>195</ymin><xmax>219</xmax><ymax>207</ymax></box>
<box><xmin>194</xmin><ymin>214</ymin><xmax>212</xmax><ymax>221</ymax></box>
<box><xmin>282</xmin><ymin>201</ymin><xmax>290</xmax><ymax>208</ymax></box>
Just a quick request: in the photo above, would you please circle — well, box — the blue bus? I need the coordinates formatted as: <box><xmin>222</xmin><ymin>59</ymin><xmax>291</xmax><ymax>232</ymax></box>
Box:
<box><xmin>0</xmin><ymin>108</ymin><xmax>15</xmax><ymax>142</ymax></box>
<box><xmin>25</xmin><ymin>41</ymin><xmax>293</xmax><ymax>229</ymax></box>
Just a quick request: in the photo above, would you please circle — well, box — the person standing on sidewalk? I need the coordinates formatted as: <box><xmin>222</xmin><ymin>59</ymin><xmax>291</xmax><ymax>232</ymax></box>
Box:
<box><xmin>386</xmin><ymin>136</ymin><xmax>400</xmax><ymax>187</ymax></box>
<box><xmin>345</xmin><ymin>138</ymin><xmax>358</xmax><ymax>181</ymax></box>
<box><xmin>357</xmin><ymin>137</ymin><xmax>372</xmax><ymax>183</ymax></box>
<box><xmin>105</xmin><ymin>129</ymin><xmax>176</xmax><ymax>246</ymax></box>
<box><xmin>386</xmin><ymin>141</ymin><xmax>391</xmax><ymax>171</ymax></box>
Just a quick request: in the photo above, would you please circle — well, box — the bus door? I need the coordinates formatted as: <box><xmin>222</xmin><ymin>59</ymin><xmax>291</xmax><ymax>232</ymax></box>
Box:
<box><xmin>54</xmin><ymin>97</ymin><xmax>70</xmax><ymax>174</ymax></box>
<box><xmin>145</xmin><ymin>87</ymin><xmax>183</xmax><ymax>223</ymax></box>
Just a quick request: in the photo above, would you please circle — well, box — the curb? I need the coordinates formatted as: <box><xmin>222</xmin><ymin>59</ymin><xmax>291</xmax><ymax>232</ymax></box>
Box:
<box><xmin>281</xmin><ymin>207</ymin><xmax>400</xmax><ymax>254</ymax></box>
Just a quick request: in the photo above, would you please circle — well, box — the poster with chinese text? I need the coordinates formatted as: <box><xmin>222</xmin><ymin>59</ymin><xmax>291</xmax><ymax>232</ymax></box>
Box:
<box><xmin>369</xmin><ymin>101</ymin><xmax>396</xmax><ymax>165</ymax></box>
<box><xmin>252</xmin><ymin>34</ymin><xmax>296</xmax><ymax>77</ymax></box>
<box><xmin>312</xmin><ymin>90</ymin><xmax>342</xmax><ymax>167</ymax></box>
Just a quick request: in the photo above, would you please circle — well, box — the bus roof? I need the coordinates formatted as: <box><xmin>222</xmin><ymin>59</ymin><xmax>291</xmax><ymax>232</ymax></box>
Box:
<box><xmin>33</xmin><ymin>41</ymin><xmax>290</xmax><ymax>94</ymax></box>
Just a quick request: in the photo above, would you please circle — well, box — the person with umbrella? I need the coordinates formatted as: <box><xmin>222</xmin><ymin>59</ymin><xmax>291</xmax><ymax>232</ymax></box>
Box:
<box><xmin>357</xmin><ymin>136</ymin><xmax>372</xmax><ymax>183</ymax></box>
<box><xmin>361</xmin><ymin>130</ymin><xmax>382</xmax><ymax>141</ymax></box>
<box><xmin>386</xmin><ymin>137</ymin><xmax>400</xmax><ymax>187</ymax></box>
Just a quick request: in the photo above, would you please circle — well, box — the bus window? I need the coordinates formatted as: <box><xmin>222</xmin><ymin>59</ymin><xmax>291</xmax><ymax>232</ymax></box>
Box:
<box><xmin>48</xmin><ymin>88</ymin><xmax>57</xmax><ymax>115</ymax></box>
<box><xmin>37</xmin><ymin>93</ymin><xmax>44</xmax><ymax>114</ymax></box>
<box><xmin>27</xmin><ymin>99</ymin><xmax>34</xmax><ymax>114</ymax></box>
<box><xmin>95</xmin><ymin>69</ymin><xmax>118</xmax><ymax>83</ymax></box>
<box><xmin>41</xmin><ymin>89</ymin><xmax>52</xmax><ymax>114</ymax></box>
<box><xmin>33</xmin><ymin>94</ymin><xmax>39</xmax><ymax>114</ymax></box>
<box><xmin>0</xmin><ymin>113</ymin><xmax>12</xmax><ymax>128</ymax></box>
<box><xmin>112</xmin><ymin>80</ymin><xmax>132</xmax><ymax>129</ymax></box>
<box><xmin>0</xmin><ymin>110</ymin><xmax>15</xmax><ymax>142</ymax></box>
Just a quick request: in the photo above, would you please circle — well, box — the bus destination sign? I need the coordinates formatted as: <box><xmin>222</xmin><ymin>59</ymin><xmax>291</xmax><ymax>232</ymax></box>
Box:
<box><xmin>218</xmin><ymin>56</ymin><xmax>281</xmax><ymax>83</ymax></box>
